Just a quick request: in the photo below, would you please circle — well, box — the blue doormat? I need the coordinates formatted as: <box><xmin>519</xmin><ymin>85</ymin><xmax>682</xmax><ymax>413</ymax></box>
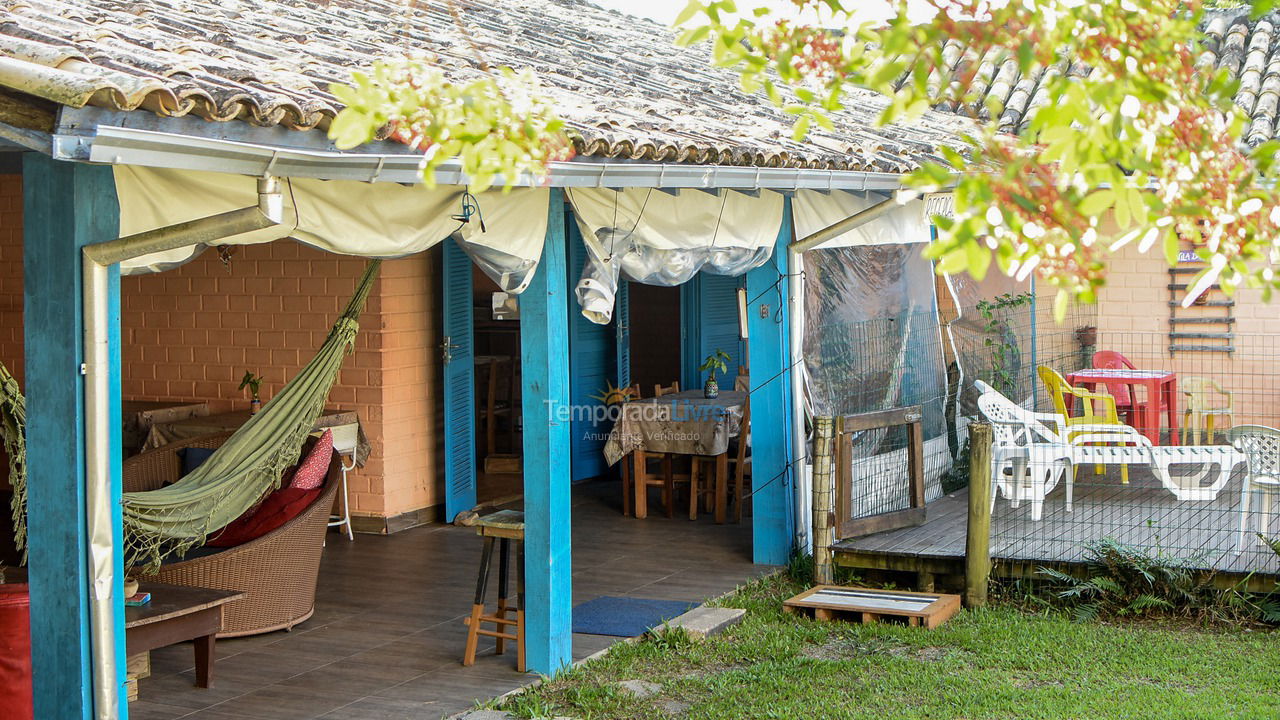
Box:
<box><xmin>572</xmin><ymin>596</ymin><xmax>699</xmax><ymax>637</ymax></box>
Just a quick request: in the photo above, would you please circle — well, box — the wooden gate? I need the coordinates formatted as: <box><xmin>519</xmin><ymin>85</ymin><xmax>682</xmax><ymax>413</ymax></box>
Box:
<box><xmin>834</xmin><ymin>405</ymin><xmax>927</xmax><ymax>538</ymax></box>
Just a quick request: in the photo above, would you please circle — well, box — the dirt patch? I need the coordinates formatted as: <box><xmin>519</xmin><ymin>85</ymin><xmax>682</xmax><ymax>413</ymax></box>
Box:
<box><xmin>800</xmin><ymin>636</ymin><xmax>905</xmax><ymax>661</ymax></box>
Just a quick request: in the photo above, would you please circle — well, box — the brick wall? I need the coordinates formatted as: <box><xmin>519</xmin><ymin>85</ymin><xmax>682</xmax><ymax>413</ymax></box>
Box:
<box><xmin>1095</xmin><ymin>231</ymin><xmax>1280</xmax><ymax>428</ymax></box>
<box><xmin>0</xmin><ymin>175</ymin><xmax>22</xmax><ymax>385</ymax></box>
<box><xmin>0</xmin><ymin>174</ymin><xmax>444</xmax><ymax>521</ymax></box>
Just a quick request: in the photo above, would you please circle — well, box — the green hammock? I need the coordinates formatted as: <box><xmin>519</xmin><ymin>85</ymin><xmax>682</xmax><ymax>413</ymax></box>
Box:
<box><xmin>1</xmin><ymin>361</ymin><xmax>28</xmax><ymax>564</ymax></box>
<box><xmin>123</xmin><ymin>259</ymin><xmax>380</xmax><ymax>570</ymax></box>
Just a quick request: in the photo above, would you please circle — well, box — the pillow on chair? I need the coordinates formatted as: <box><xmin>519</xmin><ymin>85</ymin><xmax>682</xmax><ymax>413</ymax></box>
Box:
<box><xmin>179</xmin><ymin>447</ymin><xmax>218</xmax><ymax>477</ymax></box>
<box><xmin>203</xmin><ymin>433</ymin><xmax>332</xmax><ymax>548</ymax></box>
<box><xmin>289</xmin><ymin>430</ymin><xmax>333</xmax><ymax>490</ymax></box>
<box><xmin>205</xmin><ymin>485</ymin><xmax>322</xmax><ymax>548</ymax></box>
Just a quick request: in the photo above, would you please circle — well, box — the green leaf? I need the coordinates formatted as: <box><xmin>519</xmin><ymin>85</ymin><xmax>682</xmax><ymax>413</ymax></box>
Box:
<box><xmin>791</xmin><ymin>115</ymin><xmax>812</xmax><ymax>142</ymax></box>
<box><xmin>965</xmin><ymin>240</ymin><xmax>991</xmax><ymax>280</ymax></box>
<box><xmin>328</xmin><ymin>109</ymin><xmax>372</xmax><ymax>149</ymax></box>
<box><xmin>1053</xmin><ymin>289</ymin><xmax>1068</xmax><ymax>323</ymax></box>
<box><xmin>1079</xmin><ymin>189</ymin><xmax>1115</xmax><ymax>217</ymax></box>
<box><xmin>672</xmin><ymin>0</ymin><xmax>702</xmax><ymax>27</ymax></box>
<box><xmin>677</xmin><ymin>25</ymin><xmax>711</xmax><ymax>47</ymax></box>
<box><xmin>1163</xmin><ymin>229</ymin><xmax>1180</xmax><ymax>267</ymax></box>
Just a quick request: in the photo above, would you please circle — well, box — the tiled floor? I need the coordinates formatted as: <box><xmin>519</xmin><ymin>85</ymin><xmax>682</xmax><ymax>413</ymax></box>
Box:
<box><xmin>128</xmin><ymin>481</ymin><xmax>771</xmax><ymax>720</ymax></box>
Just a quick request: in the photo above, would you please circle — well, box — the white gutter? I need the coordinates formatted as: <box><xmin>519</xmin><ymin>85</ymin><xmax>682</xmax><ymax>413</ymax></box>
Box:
<box><xmin>80</xmin><ymin>177</ymin><xmax>284</xmax><ymax>720</ymax></box>
<box><xmin>67</xmin><ymin>125</ymin><xmax>907</xmax><ymax>192</ymax></box>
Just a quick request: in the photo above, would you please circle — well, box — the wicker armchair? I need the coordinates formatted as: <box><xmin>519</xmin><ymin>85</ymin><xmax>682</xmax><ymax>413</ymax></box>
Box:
<box><xmin>122</xmin><ymin>432</ymin><xmax>339</xmax><ymax>637</ymax></box>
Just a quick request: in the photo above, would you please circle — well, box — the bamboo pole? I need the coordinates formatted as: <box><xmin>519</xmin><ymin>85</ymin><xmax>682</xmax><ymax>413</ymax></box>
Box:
<box><xmin>812</xmin><ymin>416</ymin><xmax>836</xmax><ymax>585</ymax></box>
<box><xmin>965</xmin><ymin>422</ymin><xmax>993</xmax><ymax>607</ymax></box>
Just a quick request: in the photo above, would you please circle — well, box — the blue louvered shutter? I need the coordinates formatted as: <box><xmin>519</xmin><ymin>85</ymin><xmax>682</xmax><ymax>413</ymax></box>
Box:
<box><xmin>567</xmin><ymin>220</ymin><xmax>616</xmax><ymax>482</ymax></box>
<box><xmin>684</xmin><ymin>273</ymin><xmax>747</xmax><ymax>388</ymax></box>
<box><xmin>442</xmin><ymin>236</ymin><xmax>477</xmax><ymax>521</ymax></box>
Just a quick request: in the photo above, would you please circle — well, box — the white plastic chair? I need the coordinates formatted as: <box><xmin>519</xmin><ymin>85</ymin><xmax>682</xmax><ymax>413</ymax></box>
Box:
<box><xmin>1228</xmin><ymin>425</ymin><xmax>1280</xmax><ymax>553</ymax></box>
<box><xmin>976</xmin><ymin>389</ymin><xmax>1074</xmax><ymax>521</ymax></box>
<box><xmin>326</xmin><ymin>422</ymin><xmax>360</xmax><ymax>541</ymax></box>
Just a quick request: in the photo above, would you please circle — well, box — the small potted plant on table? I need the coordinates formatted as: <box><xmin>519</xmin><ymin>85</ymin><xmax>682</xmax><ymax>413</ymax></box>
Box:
<box><xmin>239</xmin><ymin>371</ymin><xmax>264</xmax><ymax>414</ymax></box>
<box><xmin>699</xmin><ymin>350</ymin><xmax>731</xmax><ymax>399</ymax></box>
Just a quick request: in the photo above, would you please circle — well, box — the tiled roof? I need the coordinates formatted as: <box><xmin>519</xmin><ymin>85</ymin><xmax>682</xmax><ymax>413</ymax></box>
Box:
<box><xmin>937</xmin><ymin>10</ymin><xmax>1280</xmax><ymax>147</ymax></box>
<box><xmin>0</xmin><ymin>0</ymin><xmax>973</xmax><ymax>173</ymax></box>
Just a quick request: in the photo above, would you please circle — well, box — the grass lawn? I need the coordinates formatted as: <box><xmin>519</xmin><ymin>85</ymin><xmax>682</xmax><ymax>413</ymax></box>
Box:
<box><xmin>498</xmin><ymin>575</ymin><xmax>1280</xmax><ymax>720</ymax></box>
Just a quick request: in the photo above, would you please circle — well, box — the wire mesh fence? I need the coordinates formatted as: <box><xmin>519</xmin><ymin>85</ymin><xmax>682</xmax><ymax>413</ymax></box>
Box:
<box><xmin>809</xmin><ymin>310</ymin><xmax>951</xmax><ymax>524</ymax></box>
<box><xmin>817</xmin><ymin>280</ymin><xmax>1279</xmax><ymax>579</ymax></box>
<box><xmin>988</xmin><ymin>329</ymin><xmax>1280</xmax><ymax>577</ymax></box>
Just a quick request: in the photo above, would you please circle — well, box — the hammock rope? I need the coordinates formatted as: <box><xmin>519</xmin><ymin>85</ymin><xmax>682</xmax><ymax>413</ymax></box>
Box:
<box><xmin>1</xmin><ymin>361</ymin><xmax>27</xmax><ymax>565</ymax></box>
<box><xmin>124</xmin><ymin>259</ymin><xmax>380</xmax><ymax>570</ymax></box>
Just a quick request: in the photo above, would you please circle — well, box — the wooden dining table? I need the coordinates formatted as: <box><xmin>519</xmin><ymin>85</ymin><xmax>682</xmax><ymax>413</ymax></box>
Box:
<box><xmin>602</xmin><ymin>390</ymin><xmax>746</xmax><ymax>523</ymax></box>
<box><xmin>1065</xmin><ymin>368</ymin><xmax>1180</xmax><ymax>445</ymax></box>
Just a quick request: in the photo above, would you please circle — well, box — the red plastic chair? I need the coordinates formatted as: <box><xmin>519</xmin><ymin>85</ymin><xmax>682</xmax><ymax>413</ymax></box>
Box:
<box><xmin>1091</xmin><ymin>350</ymin><xmax>1166</xmax><ymax>426</ymax></box>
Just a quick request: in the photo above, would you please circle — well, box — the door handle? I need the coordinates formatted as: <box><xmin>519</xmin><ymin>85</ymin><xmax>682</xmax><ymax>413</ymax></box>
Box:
<box><xmin>441</xmin><ymin>335</ymin><xmax>461</xmax><ymax>364</ymax></box>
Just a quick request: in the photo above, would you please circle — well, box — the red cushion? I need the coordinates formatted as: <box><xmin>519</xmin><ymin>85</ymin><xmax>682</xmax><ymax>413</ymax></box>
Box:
<box><xmin>290</xmin><ymin>430</ymin><xmax>333</xmax><ymax>490</ymax></box>
<box><xmin>206</xmin><ymin>485</ymin><xmax>323</xmax><ymax>548</ymax></box>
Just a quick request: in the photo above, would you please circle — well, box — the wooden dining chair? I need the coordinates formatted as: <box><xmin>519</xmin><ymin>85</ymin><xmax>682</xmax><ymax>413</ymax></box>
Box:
<box><xmin>620</xmin><ymin>384</ymin><xmax>642</xmax><ymax>516</ymax></box>
<box><xmin>690</xmin><ymin>398</ymin><xmax>751</xmax><ymax>523</ymax></box>
<box><xmin>622</xmin><ymin>385</ymin><xmax>687</xmax><ymax>518</ymax></box>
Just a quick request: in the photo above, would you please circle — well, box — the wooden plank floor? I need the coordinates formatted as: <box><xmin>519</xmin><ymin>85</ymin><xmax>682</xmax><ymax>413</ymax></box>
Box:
<box><xmin>835</xmin><ymin>465</ymin><xmax>1280</xmax><ymax>577</ymax></box>
<box><xmin>127</xmin><ymin>481</ymin><xmax>771</xmax><ymax>720</ymax></box>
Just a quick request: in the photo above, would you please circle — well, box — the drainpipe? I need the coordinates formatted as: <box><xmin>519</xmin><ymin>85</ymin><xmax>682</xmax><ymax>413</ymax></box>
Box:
<box><xmin>81</xmin><ymin>176</ymin><xmax>284</xmax><ymax>720</ymax></box>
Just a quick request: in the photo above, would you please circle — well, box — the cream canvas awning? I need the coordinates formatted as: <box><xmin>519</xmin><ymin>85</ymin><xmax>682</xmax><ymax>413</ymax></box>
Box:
<box><xmin>793</xmin><ymin>189</ymin><xmax>931</xmax><ymax>248</ymax></box>
<box><xmin>566</xmin><ymin>187</ymin><xmax>785</xmax><ymax>323</ymax></box>
<box><xmin>113</xmin><ymin>165</ymin><xmax>550</xmax><ymax>292</ymax></box>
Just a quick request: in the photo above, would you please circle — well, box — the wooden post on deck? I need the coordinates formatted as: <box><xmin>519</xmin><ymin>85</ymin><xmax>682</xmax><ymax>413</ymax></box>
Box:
<box><xmin>811</xmin><ymin>416</ymin><xmax>835</xmax><ymax>585</ymax></box>
<box><xmin>965</xmin><ymin>422</ymin><xmax>993</xmax><ymax>608</ymax></box>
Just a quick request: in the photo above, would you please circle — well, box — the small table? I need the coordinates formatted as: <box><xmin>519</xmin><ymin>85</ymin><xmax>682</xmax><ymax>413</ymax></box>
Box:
<box><xmin>1065</xmin><ymin>368</ymin><xmax>1180</xmax><ymax>445</ymax></box>
<box><xmin>125</xmin><ymin>584</ymin><xmax>244</xmax><ymax>689</ymax></box>
<box><xmin>142</xmin><ymin>408</ymin><xmax>369</xmax><ymax>465</ymax></box>
<box><xmin>603</xmin><ymin>390</ymin><xmax>746</xmax><ymax>523</ymax></box>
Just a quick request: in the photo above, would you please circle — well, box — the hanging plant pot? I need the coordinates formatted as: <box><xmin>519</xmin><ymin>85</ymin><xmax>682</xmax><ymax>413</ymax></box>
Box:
<box><xmin>704</xmin><ymin>375</ymin><xmax>719</xmax><ymax>399</ymax></box>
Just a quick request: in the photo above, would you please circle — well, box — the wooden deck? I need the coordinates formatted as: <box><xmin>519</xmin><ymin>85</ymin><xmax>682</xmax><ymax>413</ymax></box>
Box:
<box><xmin>834</xmin><ymin>466</ymin><xmax>1280</xmax><ymax>587</ymax></box>
<box><xmin>127</xmin><ymin>481</ymin><xmax>772</xmax><ymax>720</ymax></box>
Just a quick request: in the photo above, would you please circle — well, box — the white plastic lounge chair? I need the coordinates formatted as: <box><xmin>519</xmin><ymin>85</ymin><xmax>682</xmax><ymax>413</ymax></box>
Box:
<box><xmin>1227</xmin><ymin>425</ymin><xmax>1280</xmax><ymax>553</ymax></box>
<box><xmin>977</xmin><ymin>386</ymin><xmax>1241</xmax><ymax>521</ymax></box>
<box><xmin>977</xmin><ymin>390</ymin><xmax>1073</xmax><ymax>521</ymax></box>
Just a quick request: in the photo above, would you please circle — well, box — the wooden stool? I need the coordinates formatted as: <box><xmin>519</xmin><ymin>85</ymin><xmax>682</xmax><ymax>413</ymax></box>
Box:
<box><xmin>462</xmin><ymin>510</ymin><xmax>525</xmax><ymax>672</ymax></box>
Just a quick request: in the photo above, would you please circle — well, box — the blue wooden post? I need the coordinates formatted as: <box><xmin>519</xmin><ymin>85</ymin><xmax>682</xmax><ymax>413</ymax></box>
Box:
<box><xmin>23</xmin><ymin>155</ymin><xmax>127</xmax><ymax>719</ymax></box>
<box><xmin>520</xmin><ymin>188</ymin><xmax>573</xmax><ymax>673</ymax></box>
<box><xmin>745</xmin><ymin>198</ymin><xmax>796</xmax><ymax>565</ymax></box>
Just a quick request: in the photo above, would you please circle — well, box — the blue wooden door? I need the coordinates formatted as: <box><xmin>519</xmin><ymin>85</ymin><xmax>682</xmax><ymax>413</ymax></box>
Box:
<box><xmin>682</xmin><ymin>273</ymin><xmax>747</xmax><ymax>389</ymax></box>
<box><xmin>566</xmin><ymin>220</ymin><xmax>616</xmax><ymax>482</ymax></box>
<box><xmin>442</xmin><ymin>236</ymin><xmax>477</xmax><ymax>521</ymax></box>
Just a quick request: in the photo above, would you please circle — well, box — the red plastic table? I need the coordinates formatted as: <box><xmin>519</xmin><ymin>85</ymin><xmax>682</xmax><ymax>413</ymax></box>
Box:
<box><xmin>1065</xmin><ymin>368</ymin><xmax>1180</xmax><ymax>445</ymax></box>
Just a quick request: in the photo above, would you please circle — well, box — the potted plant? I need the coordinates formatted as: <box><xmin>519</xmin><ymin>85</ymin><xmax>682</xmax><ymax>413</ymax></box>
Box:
<box><xmin>699</xmin><ymin>350</ymin><xmax>731</xmax><ymax>399</ymax></box>
<box><xmin>238</xmin><ymin>371</ymin><xmax>264</xmax><ymax>414</ymax></box>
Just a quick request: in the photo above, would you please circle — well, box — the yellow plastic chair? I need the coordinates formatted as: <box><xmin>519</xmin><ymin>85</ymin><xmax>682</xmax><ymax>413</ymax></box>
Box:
<box><xmin>1182</xmin><ymin>376</ymin><xmax>1234</xmax><ymax>445</ymax></box>
<box><xmin>1038</xmin><ymin>366</ymin><xmax>1131</xmax><ymax>483</ymax></box>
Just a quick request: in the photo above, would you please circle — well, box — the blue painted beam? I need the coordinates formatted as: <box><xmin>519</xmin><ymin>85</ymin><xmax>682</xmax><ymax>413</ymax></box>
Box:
<box><xmin>23</xmin><ymin>156</ymin><xmax>127</xmax><ymax>718</ymax></box>
<box><xmin>745</xmin><ymin>198</ymin><xmax>796</xmax><ymax>566</ymax></box>
<box><xmin>520</xmin><ymin>189</ymin><xmax>573</xmax><ymax>673</ymax></box>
